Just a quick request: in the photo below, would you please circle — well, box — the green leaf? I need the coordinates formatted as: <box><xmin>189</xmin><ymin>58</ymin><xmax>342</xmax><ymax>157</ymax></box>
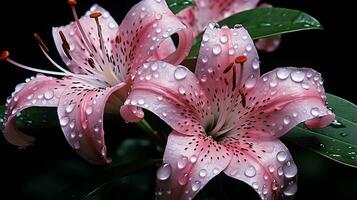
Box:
<box><xmin>167</xmin><ymin>0</ymin><xmax>195</xmax><ymax>14</ymax></box>
<box><xmin>284</xmin><ymin>93</ymin><xmax>357</xmax><ymax>168</ymax></box>
<box><xmin>57</xmin><ymin>159</ymin><xmax>161</xmax><ymax>200</ymax></box>
<box><xmin>187</xmin><ymin>7</ymin><xmax>322</xmax><ymax>59</ymax></box>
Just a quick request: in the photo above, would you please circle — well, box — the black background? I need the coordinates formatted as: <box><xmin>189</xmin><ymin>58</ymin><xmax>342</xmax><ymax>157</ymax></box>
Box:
<box><xmin>0</xmin><ymin>0</ymin><xmax>356</xmax><ymax>200</ymax></box>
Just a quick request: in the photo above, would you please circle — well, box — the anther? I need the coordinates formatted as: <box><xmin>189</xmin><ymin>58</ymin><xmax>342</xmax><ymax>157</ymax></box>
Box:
<box><xmin>235</xmin><ymin>56</ymin><xmax>247</xmax><ymax>64</ymax></box>
<box><xmin>59</xmin><ymin>31</ymin><xmax>70</xmax><ymax>50</ymax></box>
<box><xmin>239</xmin><ymin>87</ymin><xmax>246</xmax><ymax>108</ymax></box>
<box><xmin>67</xmin><ymin>0</ymin><xmax>77</xmax><ymax>6</ymax></box>
<box><xmin>33</xmin><ymin>33</ymin><xmax>49</xmax><ymax>53</ymax></box>
<box><xmin>90</xmin><ymin>12</ymin><xmax>102</xmax><ymax>18</ymax></box>
<box><xmin>223</xmin><ymin>62</ymin><xmax>234</xmax><ymax>73</ymax></box>
<box><xmin>62</xmin><ymin>44</ymin><xmax>72</xmax><ymax>60</ymax></box>
<box><xmin>0</xmin><ymin>51</ymin><xmax>10</xmax><ymax>61</ymax></box>
<box><xmin>232</xmin><ymin>65</ymin><xmax>237</xmax><ymax>92</ymax></box>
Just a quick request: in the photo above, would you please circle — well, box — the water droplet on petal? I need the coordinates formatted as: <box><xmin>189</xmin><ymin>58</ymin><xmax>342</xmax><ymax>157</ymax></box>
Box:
<box><xmin>74</xmin><ymin>141</ymin><xmax>80</xmax><ymax>150</ymax></box>
<box><xmin>277</xmin><ymin>151</ymin><xmax>287</xmax><ymax>162</ymax></box>
<box><xmin>220</xmin><ymin>35</ymin><xmax>228</xmax><ymax>44</ymax></box>
<box><xmin>252</xmin><ymin>59</ymin><xmax>260</xmax><ymax>70</ymax></box>
<box><xmin>192</xmin><ymin>181</ymin><xmax>201</xmax><ymax>192</ymax></box>
<box><xmin>262</xmin><ymin>184</ymin><xmax>268</xmax><ymax>195</ymax></box>
<box><xmin>174</xmin><ymin>67</ymin><xmax>188</xmax><ymax>80</ymax></box>
<box><xmin>66</xmin><ymin>104</ymin><xmax>76</xmax><ymax>113</ymax></box>
<box><xmin>190</xmin><ymin>155</ymin><xmax>197</xmax><ymax>163</ymax></box>
<box><xmin>199</xmin><ymin>169</ymin><xmax>207</xmax><ymax>177</ymax></box>
<box><xmin>178</xmin><ymin>173</ymin><xmax>189</xmax><ymax>185</ymax></box>
<box><xmin>252</xmin><ymin>182</ymin><xmax>259</xmax><ymax>190</ymax></box>
<box><xmin>244</xmin><ymin>165</ymin><xmax>256</xmax><ymax>177</ymax></box>
<box><xmin>212</xmin><ymin>45</ymin><xmax>222</xmax><ymax>55</ymax></box>
<box><xmin>283</xmin><ymin>116</ymin><xmax>291</xmax><ymax>125</ymax></box>
<box><xmin>178</xmin><ymin>87</ymin><xmax>186</xmax><ymax>94</ymax></box>
<box><xmin>85</xmin><ymin>106</ymin><xmax>93</xmax><ymax>115</ymax></box>
<box><xmin>202</xmin><ymin>34</ymin><xmax>209</xmax><ymax>42</ymax></box>
<box><xmin>283</xmin><ymin>182</ymin><xmax>297</xmax><ymax>196</ymax></box>
<box><xmin>302</xmin><ymin>82</ymin><xmax>310</xmax><ymax>89</ymax></box>
<box><xmin>60</xmin><ymin>117</ymin><xmax>69</xmax><ymax>126</ymax></box>
<box><xmin>242</xmin><ymin>35</ymin><xmax>248</xmax><ymax>40</ymax></box>
<box><xmin>310</xmin><ymin>107</ymin><xmax>320</xmax><ymax>117</ymax></box>
<box><xmin>272</xmin><ymin>180</ymin><xmax>279</xmax><ymax>191</ymax></box>
<box><xmin>177</xmin><ymin>156</ymin><xmax>188</xmax><ymax>169</ymax></box>
<box><xmin>44</xmin><ymin>90</ymin><xmax>54</xmax><ymax>100</ymax></box>
<box><xmin>291</xmin><ymin>70</ymin><xmax>305</xmax><ymax>82</ymax></box>
<box><xmin>277</xmin><ymin>167</ymin><xmax>284</xmax><ymax>176</ymax></box>
<box><xmin>283</xmin><ymin>161</ymin><xmax>297</xmax><ymax>178</ymax></box>
<box><xmin>268</xmin><ymin>165</ymin><xmax>274</xmax><ymax>173</ymax></box>
<box><xmin>200</xmin><ymin>74</ymin><xmax>207</xmax><ymax>83</ymax></box>
<box><xmin>213</xmin><ymin>168</ymin><xmax>220</xmax><ymax>174</ymax></box>
<box><xmin>157</xmin><ymin>163</ymin><xmax>171</xmax><ymax>181</ymax></box>
<box><xmin>246</xmin><ymin>44</ymin><xmax>253</xmax><ymax>52</ymax></box>
<box><xmin>276</xmin><ymin>68</ymin><xmax>290</xmax><ymax>80</ymax></box>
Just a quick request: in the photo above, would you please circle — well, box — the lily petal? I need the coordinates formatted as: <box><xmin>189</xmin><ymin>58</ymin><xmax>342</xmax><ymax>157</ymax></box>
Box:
<box><xmin>156</xmin><ymin>131</ymin><xmax>231</xmax><ymax>200</ymax></box>
<box><xmin>121</xmin><ymin>61</ymin><xmax>208</xmax><ymax>135</ymax></box>
<box><xmin>3</xmin><ymin>74</ymin><xmax>70</xmax><ymax>146</ymax></box>
<box><xmin>195</xmin><ymin>25</ymin><xmax>260</xmax><ymax>120</ymax></box>
<box><xmin>222</xmin><ymin>137</ymin><xmax>297</xmax><ymax>200</ymax></box>
<box><xmin>115</xmin><ymin>0</ymin><xmax>193</xmax><ymax>80</ymax></box>
<box><xmin>178</xmin><ymin>0</ymin><xmax>260</xmax><ymax>37</ymax></box>
<box><xmin>52</xmin><ymin>4</ymin><xmax>118</xmax><ymax>74</ymax></box>
<box><xmin>225</xmin><ymin>67</ymin><xmax>335</xmax><ymax>139</ymax></box>
<box><xmin>57</xmin><ymin>79</ymin><xmax>129</xmax><ymax>164</ymax></box>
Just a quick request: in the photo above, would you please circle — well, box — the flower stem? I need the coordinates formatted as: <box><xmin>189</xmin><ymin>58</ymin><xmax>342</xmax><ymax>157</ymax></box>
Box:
<box><xmin>137</xmin><ymin>119</ymin><xmax>165</xmax><ymax>151</ymax></box>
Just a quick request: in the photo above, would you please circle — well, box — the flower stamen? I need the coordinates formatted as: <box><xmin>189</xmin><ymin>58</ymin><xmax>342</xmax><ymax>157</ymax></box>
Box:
<box><xmin>33</xmin><ymin>33</ymin><xmax>49</xmax><ymax>53</ymax></box>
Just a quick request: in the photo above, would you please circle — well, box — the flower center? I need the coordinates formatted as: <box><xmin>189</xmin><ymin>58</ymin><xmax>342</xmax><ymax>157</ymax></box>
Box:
<box><xmin>206</xmin><ymin>56</ymin><xmax>248</xmax><ymax>140</ymax></box>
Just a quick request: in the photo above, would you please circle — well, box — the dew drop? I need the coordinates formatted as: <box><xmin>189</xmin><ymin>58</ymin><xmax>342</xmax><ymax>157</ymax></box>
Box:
<box><xmin>228</xmin><ymin>48</ymin><xmax>235</xmax><ymax>55</ymax></box>
<box><xmin>199</xmin><ymin>169</ymin><xmax>207</xmax><ymax>177</ymax></box>
<box><xmin>340</xmin><ymin>132</ymin><xmax>348</xmax><ymax>137</ymax></box>
<box><xmin>174</xmin><ymin>67</ymin><xmax>188</xmax><ymax>80</ymax></box>
<box><xmin>201</xmin><ymin>56</ymin><xmax>208</xmax><ymax>63</ymax></box>
<box><xmin>200</xmin><ymin>74</ymin><xmax>208</xmax><ymax>83</ymax></box>
<box><xmin>245</xmin><ymin>76</ymin><xmax>256</xmax><ymax>89</ymax></box>
<box><xmin>213</xmin><ymin>168</ymin><xmax>220</xmax><ymax>175</ymax></box>
<box><xmin>252</xmin><ymin>59</ymin><xmax>260</xmax><ymax>70</ymax></box>
<box><xmin>157</xmin><ymin>163</ymin><xmax>171</xmax><ymax>181</ymax></box>
<box><xmin>44</xmin><ymin>90</ymin><xmax>54</xmax><ymax>100</ymax></box>
<box><xmin>220</xmin><ymin>35</ymin><xmax>228</xmax><ymax>44</ymax></box>
<box><xmin>262</xmin><ymin>184</ymin><xmax>268</xmax><ymax>195</ymax></box>
<box><xmin>85</xmin><ymin>106</ymin><xmax>93</xmax><ymax>115</ymax></box>
<box><xmin>277</xmin><ymin>151</ymin><xmax>287</xmax><ymax>162</ymax></box>
<box><xmin>244</xmin><ymin>165</ymin><xmax>256</xmax><ymax>177</ymax></box>
<box><xmin>178</xmin><ymin>87</ymin><xmax>186</xmax><ymax>94</ymax></box>
<box><xmin>269</xmin><ymin>80</ymin><xmax>278</xmax><ymax>88</ymax></box>
<box><xmin>301</xmin><ymin>82</ymin><xmax>310</xmax><ymax>89</ymax></box>
<box><xmin>192</xmin><ymin>181</ymin><xmax>201</xmax><ymax>192</ymax></box>
<box><xmin>252</xmin><ymin>182</ymin><xmax>259</xmax><ymax>190</ymax></box>
<box><xmin>212</xmin><ymin>45</ymin><xmax>222</xmax><ymax>55</ymax></box>
<box><xmin>290</xmin><ymin>71</ymin><xmax>305</xmax><ymax>82</ymax></box>
<box><xmin>283</xmin><ymin>182</ymin><xmax>297</xmax><ymax>196</ymax></box>
<box><xmin>272</xmin><ymin>180</ymin><xmax>279</xmax><ymax>191</ymax></box>
<box><xmin>283</xmin><ymin>161</ymin><xmax>297</xmax><ymax>178</ymax></box>
<box><xmin>66</xmin><ymin>104</ymin><xmax>76</xmax><ymax>113</ymax></box>
<box><xmin>190</xmin><ymin>155</ymin><xmax>197</xmax><ymax>163</ymax></box>
<box><xmin>310</xmin><ymin>107</ymin><xmax>320</xmax><ymax>117</ymax></box>
<box><xmin>74</xmin><ymin>141</ymin><xmax>80</xmax><ymax>150</ymax></box>
<box><xmin>60</xmin><ymin>117</ymin><xmax>69</xmax><ymax>126</ymax></box>
<box><xmin>202</xmin><ymin>34</ymin><xmax>209</xmax><ymax>42</ymax></box>
<box><xmin>178</xmin><ymin>173</ymin><xmax>189</xmax><ymax>185</ymax></box>
<box><xmin>246</xmin><ymin>44</ymin><xmax>252</xmax><ymax>52</ymax></box>
<box><xmin>277</xmin><ymin>167</ymin><xmax>283</xmax><ymax>176</ymax></box>
<box><xmin>283</xmin><ymin>116</ymin><xmax>291</xmax><ymax>125</ymax></box>
<box><xmin>177</xmin><ymin>156</ymin><xmax>188</xmax><ymax>169</ymax></box>
<box><xmin>276</xmin><ymin>68</ymin><xmax>290</xmax><ymax>80</ymax></box>
<box><xmin>268</xmin><ymin>165</ymin><xmax>275</xmax><ymax>173</ymax></box>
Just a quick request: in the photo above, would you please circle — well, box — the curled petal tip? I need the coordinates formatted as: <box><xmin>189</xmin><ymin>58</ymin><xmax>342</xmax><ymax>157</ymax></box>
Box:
<box><xmin>0</xmin><ymin>50</ymin><xmax>10</xmax><ymax>61</ymax></box>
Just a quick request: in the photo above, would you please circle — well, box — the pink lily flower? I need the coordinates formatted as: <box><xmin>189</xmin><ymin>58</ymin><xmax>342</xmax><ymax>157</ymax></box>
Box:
<box><xmin>178</xmin><ymin>0</ymin><xmax>281</xmax><ymax>52</ymax></box>
<box><xmin>1</xmin><ymin>0</ymin><xmax>192</xmax><ymax>164</ymax></box>
<box><xmin>121</xmin><ymin>23</ymin><xmax>335</xmax><ymax>199</ymax></box>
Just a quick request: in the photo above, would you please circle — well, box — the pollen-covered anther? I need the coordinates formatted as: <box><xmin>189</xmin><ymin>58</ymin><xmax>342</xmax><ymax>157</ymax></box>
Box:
<box><xmin>33</xmin><ymin>33</ymin><xmax>49</xmax><ymax>53</ymax></box>
<box><xmin>67</xmin><ymin>0</ymin><xmax>77</xmax><ymax>6</ymax></box>
<box><xmin>0</xmin><ymin>51</ymin><xmax>10</xmax><ymax>61</ymax></box>
<box><xmin>90</xmin><ymin>12</ymin><xmax>102</xmax><ymax>18</ymax></box>
<box><xmin>235</xmin><ymin>55</ymin><xmax>247</xmax><ymax>64</ymax></box>
<box><xmin>59</xmin><ymin>31</ymin><xmax>70</xmax><ymax>50</ymax></box>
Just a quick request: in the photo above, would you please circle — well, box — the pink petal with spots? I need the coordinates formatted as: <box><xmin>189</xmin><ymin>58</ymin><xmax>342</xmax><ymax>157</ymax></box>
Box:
<box><xmin>3</xmin><ymin>74</ymin><xmax>70</xmax><ymax>146</ymax></box>
<box><xmin>52</xmin><ymin>4</ymin><xmax>119</xmax><ymax>74</ymax></box>
<box><xmin>57</xmin><ymin>79</ymin><xmax>129</xmax><ymax>164</ymax></box>
<box><xmin>178</xmin><ymin>0</ymin><xmax>260</xmax><ymax>37</ymax></box>
<box><xmin>222</xmin><ymin>137</ymin><xmax>297</xmax><ymax>200</ymax></box>
<box><xmin>115</xmin><ymin>0</ymin><xmax>193</xmax><ymax>80</ymax></box>
<box><xmin>224</xmin><ymin>67</ymin><xmax>334</xmax><ymax>139</ymax></box>
<box><xmin>156</xmin><ymin>131</ymin><xmax>231</xmax><ymax>200</ymax></box>
<box><xmin>120</xmin><ymin>61</ymin><xmax>208</xmax><ymax>135</ymax></box>
<box><xmin>255</xmin><ymin>35</ymin><xmax>281</xmax><ymax>52</ymax></box>
<box><xmin>195</xmin><ymin>25</ymin><xmax>260</xmax><ymax>122</ymax></box>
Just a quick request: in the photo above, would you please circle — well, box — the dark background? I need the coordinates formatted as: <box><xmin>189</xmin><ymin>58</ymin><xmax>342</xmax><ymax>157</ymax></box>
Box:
<box><xmin>1</xmin><ymin>0</ymin><xmax>356</xmax><ymax>200</ymax></box>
